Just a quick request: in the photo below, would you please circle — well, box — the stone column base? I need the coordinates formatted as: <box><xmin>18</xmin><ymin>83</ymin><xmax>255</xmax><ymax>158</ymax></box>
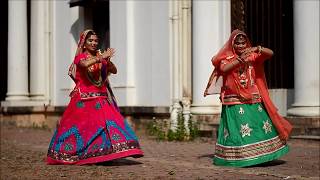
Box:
<box><xmin>190</xmin><ymin>105</ymin><xmax>221</xmax><ymax>115</ymax></box>
<box><xmin>287</xmin><ymin>106</ymin><xmax>320</xmax><ymax>117</ymax></box>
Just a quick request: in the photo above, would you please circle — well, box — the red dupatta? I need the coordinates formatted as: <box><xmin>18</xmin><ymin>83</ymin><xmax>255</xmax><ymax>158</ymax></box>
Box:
<box><xmin>255</xmin><ymin>65</ymin><xmax>292</xmax><ymax>141</ymax></box>
<box><xmin>206</xmin><ymin>29</ymin><xmax>292</xmax><ymax>141</ymax></box>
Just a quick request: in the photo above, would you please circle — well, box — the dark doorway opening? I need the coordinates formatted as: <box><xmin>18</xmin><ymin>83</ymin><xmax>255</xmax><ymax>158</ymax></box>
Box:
<box><xmin>231</xmin><ymin>0</ymin><xmax>294</xmax><ymax>89</ymax></box>
<box><xmin>0</xmin><ymin>0</ymin><xmax>8</xmax><ymax>101</ymax></box>
<box><xmin>91</xmin><ymin>2</ymin><xmax>110</xmax><ymax>50</ymax></box>
<box><xmin>70</xmin><ymin>0</ymin><xmax>110</xmax><ymax>50</ymax></box>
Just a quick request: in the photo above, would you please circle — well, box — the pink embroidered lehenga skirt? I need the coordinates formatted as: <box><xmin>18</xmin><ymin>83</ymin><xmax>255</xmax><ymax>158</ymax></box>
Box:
<box><xmin>46</xmin><ymin>94</ymin><xmax>143</xmax><ymax>165</ymax></box>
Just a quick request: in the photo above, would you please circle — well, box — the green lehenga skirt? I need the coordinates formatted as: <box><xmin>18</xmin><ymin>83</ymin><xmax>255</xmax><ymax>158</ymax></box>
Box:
<box><xmin>213</xmin><ymin>103</ymin><xmax>289</xmax><ymax>167</ymax></box>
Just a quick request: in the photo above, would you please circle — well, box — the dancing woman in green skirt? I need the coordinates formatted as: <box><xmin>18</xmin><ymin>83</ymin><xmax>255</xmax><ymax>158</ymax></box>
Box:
<box><xmin>204</xmin><ymin>30</ymin><xmax>292</xmax><ymax>167</ymax></box>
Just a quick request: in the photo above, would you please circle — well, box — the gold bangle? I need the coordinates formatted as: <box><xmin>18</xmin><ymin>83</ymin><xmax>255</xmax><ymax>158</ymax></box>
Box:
<box><xmin>257</xmin><ymin>45</ymin><xmax>262</xmax><ymax>54</ymax></box>
<box><xmin>237</xmin><ymin>57</ymin><xmax>244</xmax><ymax>63</ymax></box>
<box><xmin>95</xmin><ymin>57</ymin><xmax>101</xmax><ymax>63</ymax></box>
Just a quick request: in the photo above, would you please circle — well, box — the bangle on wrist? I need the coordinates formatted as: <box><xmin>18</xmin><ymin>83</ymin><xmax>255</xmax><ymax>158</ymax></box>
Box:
<box><xmin>95</xmin><ymin>57</ymin><xmax>101</xmax><ymax>63</ymax></box>
<box><xmin>236</xmin><ymin>57</ymin><xmax>244</xmax><ymax>63</ymax></box>
<box><xmin>257</xmin><ymin>45</ymin><xmax>262</xmax><ymax>54</ymax></box>
<box><xmin>231</xmin><ymin>60</ymin><xmax>236</xmax><ymax>66</ymax></box>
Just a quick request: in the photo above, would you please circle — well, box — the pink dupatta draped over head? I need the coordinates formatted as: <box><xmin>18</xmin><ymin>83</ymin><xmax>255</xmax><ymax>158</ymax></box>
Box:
<box><xmin>68</xmin><ymin>29</ymin><xmax>96</xmax><ymax>82</ymax></box>
<box><xmin>75</xmin><ymin>29</ymin><xmax>95</xmax><ymax>57</ymax></box>
<box><xmin>207</xmin><ymin>29</ymin><xmax>292</xmax><ymax>141</ymax></box>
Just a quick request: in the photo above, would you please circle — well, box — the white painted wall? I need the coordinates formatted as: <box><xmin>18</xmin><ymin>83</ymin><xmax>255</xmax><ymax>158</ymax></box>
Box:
<box><xmin>51</xmin><ymin>1</ymin><xmax>83</xmax><ymax>106</ymax></box>
<box><xmin>269</xmin><ymin>89</ymin><xmax>294</xmax><ymax>116</ymax></box>
<box><xmin>149</xmin><ymin>1</ymin><xmax>170</xmax><ymax>106</ymax></box>
<box><xmin>110</xmin><ymin>0</ymin><xmax>170</xmax><ymax>107</ymax></box>
<box><xmin>109</xmin><ymin>0</ymin><xmax>136</xmax><ymax>106</ymax></box>
<box><xmin>135</xmin><ymin>1</ymin><xmax>170</xmax><ymax>106</ymax></box>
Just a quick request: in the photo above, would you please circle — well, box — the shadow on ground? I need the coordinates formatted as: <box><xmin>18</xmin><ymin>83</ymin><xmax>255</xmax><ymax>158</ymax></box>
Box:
<box><xmin>96</xmin><ymin>158</ymin><xmax>143</xmax><ymax>166</ymax></box>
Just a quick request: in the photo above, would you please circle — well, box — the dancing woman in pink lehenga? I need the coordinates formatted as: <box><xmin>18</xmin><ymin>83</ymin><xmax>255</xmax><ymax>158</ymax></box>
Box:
<box><xmin>47</xmin><ymin>29</ymin><xmax>143</xmax><ymax>165</ymax></box>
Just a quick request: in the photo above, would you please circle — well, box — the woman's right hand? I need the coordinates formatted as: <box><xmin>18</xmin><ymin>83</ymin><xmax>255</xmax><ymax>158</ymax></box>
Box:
<box><xmin>240</xmin><ymin>48</ymin><xmax>255</xmax><ymax>62</ymax></box>
<box><xmin>102</xmin><ymin>48</ymin><xmax>115</xmax><ymax>59</ymax></box>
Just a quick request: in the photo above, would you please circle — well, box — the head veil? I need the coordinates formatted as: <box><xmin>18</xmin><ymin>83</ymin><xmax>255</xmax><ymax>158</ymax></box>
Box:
<box><xmin>75</xmin><ymin>29</ymin><xmax>95</xmax><ymax>58</ymax></box>
<box><xmin>205</xmin><ymin>29</ymin><xmax>250</xmax><ymax>95</ymax></box>
<box><xmin>206</xmin><ymin>29</ymin><xmax>292</xmax><ymax>141</ymax></box>
<box><xmin>68</xmin><ymin>29</ymin><xmax>95</xmax><ymax>82</ymax></box>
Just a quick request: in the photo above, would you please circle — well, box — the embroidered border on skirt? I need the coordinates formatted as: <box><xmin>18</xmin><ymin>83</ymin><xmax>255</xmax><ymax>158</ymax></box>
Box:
<box><xmin>47</xmin><ymin>140</ymin><xmax>141</xmax><ymax>163</ymax></box>
<box><xmin>215</xmin><ymin>136</ymin><xmax>287</xmax><ymax>160</ymax></box>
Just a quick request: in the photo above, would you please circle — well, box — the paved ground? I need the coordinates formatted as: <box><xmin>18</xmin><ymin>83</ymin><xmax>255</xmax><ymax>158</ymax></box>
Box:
<box><xmin>1</xmin><ymin>125</ymin><xmax>319</xmax><ymax>180</ymax></box>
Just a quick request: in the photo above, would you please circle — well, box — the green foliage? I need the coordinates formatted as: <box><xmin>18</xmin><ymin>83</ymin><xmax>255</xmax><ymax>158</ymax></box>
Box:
<box><xmin>188</xmin><ymin>116</ymin><xmax>199</xmax><ymax>140</ymax></box>
<box><xmin>146</xmin><ymin>120</ymin><xmax>166</xmax><ymax>140</ymax></box>
<box><xmin>32</xmin><ymin>122</ymin><xmax>50</xmax><ymax>130</ymax></box>
<box><xmin>146</xmin><ymin>113</ymin><xmax>199</xmax><ymax>141</ymax></box>
<box><xmin>167</xmin><ymin>129</ymin><xmax>175</xmax><ymax>141</ymax></box>
<box><xmin>172</xmin><ymin>113</ymin><xmax>186</xmax><ymax>141</ymax></box>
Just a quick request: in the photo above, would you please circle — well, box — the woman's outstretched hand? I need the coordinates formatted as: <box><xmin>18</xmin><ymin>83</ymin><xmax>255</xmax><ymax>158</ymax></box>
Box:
<box><xmin>102</xmin><ymin>48</ymin><xmax>115</xmax><ymax>59</ymax></box>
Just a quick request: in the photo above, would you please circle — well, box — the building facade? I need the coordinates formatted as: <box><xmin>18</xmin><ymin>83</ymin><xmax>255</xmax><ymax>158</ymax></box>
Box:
<box><xmin>1</xmin><ymin>0</ymin><xmax>319</xmax><ymax>135</ymax></box>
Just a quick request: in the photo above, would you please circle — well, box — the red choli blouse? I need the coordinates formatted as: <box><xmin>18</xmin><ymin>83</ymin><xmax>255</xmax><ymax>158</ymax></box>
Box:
<box><xmin>219</xmin><ymin>53</ymin><xmax>263</xmax><ymax>105</ymax></box>
<box><xmin>70</xmin><ymin>53</ymin><xmax>109</xmax><ymax>100</ymax></box>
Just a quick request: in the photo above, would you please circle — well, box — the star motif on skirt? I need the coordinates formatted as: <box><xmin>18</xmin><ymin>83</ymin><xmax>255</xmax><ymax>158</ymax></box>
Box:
<box><xmin>258</xmin><ymin>105</ymin><xmax>263</xmax><ymax>112</ymax></box>
<box><xmin>239</xmin><ymin>107</ymin><xmax>245</xmax><ymax>115</ymax></box>
<box><xmin>240</xmin><ymin>123</ymin><xmax>252</xmax><ymax>137</ymax></box>
<box><xmin>224</xmin><ymin>128</ymin><xmax>229</xmax><ymax>140</ymax></box>
<box><xmin>263</xmin><ymin>120</ymin><xmax>272</xmax><ymax>134</ymax></box>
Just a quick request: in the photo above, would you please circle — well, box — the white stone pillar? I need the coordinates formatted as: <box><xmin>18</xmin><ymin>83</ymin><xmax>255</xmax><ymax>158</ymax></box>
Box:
<box><xmin>109</xmin><ymin>0</ymin><xmax>136</xmax><ymax>106</ymax></box>
<box><xmin>30</xmin><ymin>0</ymin><xmax>48</xmax><ymax>101</ymax></box>
<box><xmin>180</xmin><ymin>0</ymin><xmax>192</xmax><ymax>132</ymax></box>
<box><xmin>191</xmin><ymin>0</ymin><xmax>230</xmax><ymax>114</ymax></box>
<box><xmin>288</xmin><ymin>0</ymin><xmax>320</xmax><ymax>116</ymax></box>
<box><xmin>181</xmin><ymin>0</ymin><xmax>192</xmax><ymax>98</ymax></box>
<box><xmin>6</xmin><ymin>0</ymin><xmax>29</xmax><ymax>101</ymax></box>
<box><xmin>169</xmin><ymin>0</ymin><xmax>182</xmax><ymax>130</ymax></box>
